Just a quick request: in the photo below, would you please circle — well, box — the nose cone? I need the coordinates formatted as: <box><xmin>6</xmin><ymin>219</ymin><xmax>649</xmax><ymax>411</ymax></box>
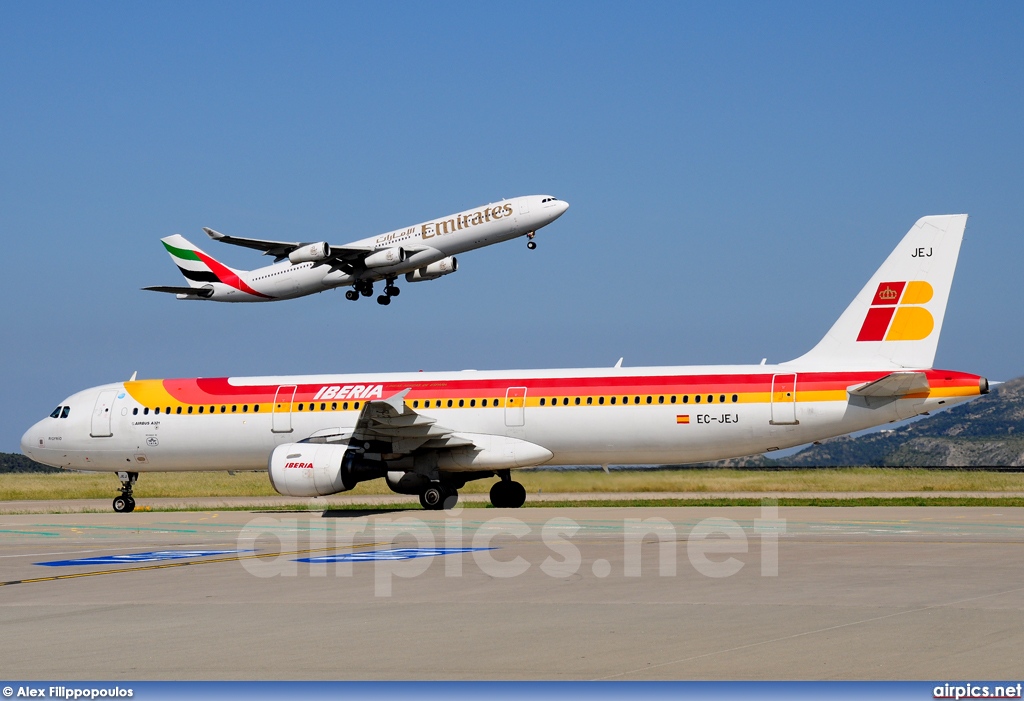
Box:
<box><xmin>21</xmin><ymin>422</ymin><xmax>38</xmax><ymax>459</ymax></box>
<box><xmin>552</xmin><ymin>199</ymin><xmax>570</xmax><ymax>220</ymax></box>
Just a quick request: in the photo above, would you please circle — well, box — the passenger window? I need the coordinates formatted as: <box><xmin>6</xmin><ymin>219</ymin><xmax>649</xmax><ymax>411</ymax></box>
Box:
<box><xmin>354</xmin><ymin>402</ymin><xmax>360</xmax><ymax>409</ymax></box>
<box><xmin>254</xmin><ymin>405</ymin><xmax>260</xmax><ymax>412</ymax></box>
<box><xmin>231</xmin><ymin>405</ymin><xmax>237</xmax><ymax>413</ymax></box>
<box><xmin>646</xmin><ymin>396</ymin><xmax>652</xmax><ymax>404</ymax></box>
<box><xmin>298</xmin><ymin>403</ymin><xmax>304</xmax><ymax>411</ymax></box>
<box><xmin>154</xmin><ymin>407</ymin><xmax>160</xmax><ymax>415</ymax></box>
<box><xmin>144</xmin><ymin>408</ymin><xmax>150</xmax><ymax>415</ymax></box>
<box><xmin>599</xmin><ymin>396</ymin><xmax>605</xmax><ymax>405</ymax></box>
<box><xmin>695</xmin><ymin>395</ymin><xmax>701</xmax><ymax>403</ymax></box>
<box><xmin>670</xmin><ymin>396</ymin><xmax>677</xmax><ymax>403</ymax></box>
<box><xmin>50</xmin><ymin>406</ymin><xmax>62</xmax><ymax>418</ymax></box>
<box><xmin>447</xmin><ymin>399</ymin><xmax>453</xmax><ymax>408</ymax></box>
<box><xmin>587</xmin><ymin>397</ymin><xmax>592</xmax><ymax>405</ymax></box>
<box><xmin>658</xmin><ymin>396</ymin><xmax>664</xmax><ymax>404</ymax></box>
<box><xmin>221</xmin><ymin>406</ymin><xmax>226</xmax><ymax>413</ymax></box>
<box><xmin>470</xmin><ymin>399</ymin><xmax>476</xmax><ymax>407</ymax></box>
<box><xmin>634</xmin><ymin>396</ymin><xmax>640</xmax><ymax>404</ymax></box>
<box><xmin>540</xmin><ymin>398</ymin><xmax>546</xmax><ymax>406</ymax></box>
<box><xmin>482</xmin><ymin>399</ymin><xmax>488</xmax><ymax>407</ymax></box>
<box><xmin>610</xmin><ymin>396</ymin><xmax>616</xmax><ymax>405</ymax></box>
<box><xmin>623</xmin><ymin>396</ymin><xmax>628</xmax><ymax>404</ymax></box>
<box><xmin>243</xmin><ymin>405</ymin><xmax>248</xmax><ymax>412</ymax></box>
<box><xmin>707</xmin><ymin>395</ymin><xmax>713</xmax><ymax>403</ymax></box>
<box><xmin>133</xmin><ymin>408</ymin><xmax>138</xmax><ymax>415</ymax></box>
<box><xmin>176</xmin><ymin>406</ymin><xmax>182</xmax><ymax>414</ymax></box>
<box><xmin>732</xmin><ymin>394</ymin><xmax>738</xmax><ymax>403</ymax></box>
<box><xmin>720</xmin><ymin>395</ymin><xmax>725</xmax><ymax>403</ymax></box>
<box><xmin>61</xmin><ymin>406</ymin><xmax>71</xmax><ymax>418</ymax></box>
<box><xmin>166</xmin><ymin>407</ymin><xmax>171</xmax><ymax>414</ymax></box>
<box><xmin>459</xmin><ymin>399</ymin><xmax>464</xmax><ymax>407</ymax></box>
<box><xmin>413</xmin><ymin>400</ymin><xmax>419</xmax><ymax>408</ymax></box>
<box><xmin>320</xmin><ymin>403</ymin><xmax>326</xmax><ymax>411</ymax></box>
<box><xmin>343</xmin><ymin>402</ymin><xmax>349</xmax><ymax>410</ymax></box>
<box><xmin>188</xmin><ymin>406</ymin><xmax>193</xmax><ymax>414</ymax></box>
<box><xmin>574</xmin><ymin>397</ymin><xmax>581</xmax><ymax>405</ymax></box>
<box><xmin>198</xmin><ymin>406</ymin><xmax>203</xmax><ymax>414</ymax></box>
<box><xmin>683</xmin><ymin>396</ymin><xmax>689</xmax><ymax>403</ymax></box>
<box><xmin>331</xmin><ymin>402</ymin><xmax>337</xmax><ymax>410</ymax></box>
<box><xmin>563</xmin><ymin>397</ymin><xmax>569</xmax><ymax>406</ymax></box>
<box><xmin>210</xmin><ymin>406</ymin><xmax>215</xmax><ymax>414</ymax></box>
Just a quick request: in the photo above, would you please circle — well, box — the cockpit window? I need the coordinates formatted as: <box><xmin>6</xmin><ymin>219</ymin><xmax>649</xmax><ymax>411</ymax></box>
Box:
<box><xmin>50</xmin><ymin>406</ymin><xmax>62</xmax><ymax>419</ymax></box>
<box><xmin>541</xmin><ymin>197</ymin><xmax>558</xmax><ymax>203</ymax></box>
<box><xmin>60</xmin><ymin>406</ymin><xmax>71</xmax><ymax>419</ymax></box>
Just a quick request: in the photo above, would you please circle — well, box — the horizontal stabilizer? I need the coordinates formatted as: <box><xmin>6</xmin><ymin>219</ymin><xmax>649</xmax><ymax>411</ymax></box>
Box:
<box><xmin>143</xmin><ymin>285</ymin><xmax>214</xmax><ymax>298</ymax></box>
<box><xmin>848</xmin><ymin>371</ymin><xmax>929</xmax><ymax>398</ymax></box>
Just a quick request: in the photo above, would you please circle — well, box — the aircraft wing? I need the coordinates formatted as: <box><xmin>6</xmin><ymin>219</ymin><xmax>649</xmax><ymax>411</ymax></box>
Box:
<box><xmin>302</xmin><ymin>389</ymin><xmax>472</xmax><ymax>455</ymax></box>
<box><xmin>203</xmin><ymin>228</ymin><xmax>373</xmax><ymax>262</ymax></box>
<box><xmin>848</xmin><ymin>371</ymin><xmax>930</xmax><ymax>398</ymax></box>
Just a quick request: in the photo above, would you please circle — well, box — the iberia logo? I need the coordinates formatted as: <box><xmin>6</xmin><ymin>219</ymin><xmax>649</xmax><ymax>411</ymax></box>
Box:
<box><xmin>856</xmin><ymin>281</ymin><xmax>934</xmax><ymax>342</ymax></box>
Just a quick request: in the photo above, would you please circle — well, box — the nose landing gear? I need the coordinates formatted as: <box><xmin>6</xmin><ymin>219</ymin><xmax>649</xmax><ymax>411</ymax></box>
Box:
<box><xmin>526</xmin><ymin>231</ymin><xmax>537</xmax><ymax>250</ymax></box>
<box><xmin>113</xmin><ymin>471</ymin><xmax>138</xmax><ymax>513</ymax></box>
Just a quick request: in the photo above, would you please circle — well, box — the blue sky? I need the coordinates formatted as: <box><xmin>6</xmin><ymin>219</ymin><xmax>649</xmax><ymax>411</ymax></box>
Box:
<box><xmin>2</xmin><ymin>3</ymin><xmax>1022</xmax><ymax>451</ymax></box>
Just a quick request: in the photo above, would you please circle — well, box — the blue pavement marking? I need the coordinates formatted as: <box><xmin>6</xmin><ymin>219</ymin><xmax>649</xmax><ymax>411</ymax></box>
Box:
<box><xmin>36</xmin><ymin>549</ymin><xmax>245</xmax><ymax>567</ymax></box>
<box><xmin>296</xmin><ymin>547</ymin><xmax>494</xmax><ymax>563</ymax></box>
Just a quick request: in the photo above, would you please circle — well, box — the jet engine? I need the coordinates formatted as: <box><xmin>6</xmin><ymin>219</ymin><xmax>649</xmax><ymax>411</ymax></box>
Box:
<box><xmin>268</xmin><ymin>443</ymin><xmax>386</xmax><ymax>497</ymax></box>
<box><xmin>405</xmin><ymin>256</ymin><xmax>458</xmax><ymax>282</ymax></box>
<box><xmin>288</xmin><ymin>242</ymin><xmax>331</xmax><ymax>264</ymax></box>
<box><xmin>363</xmin><ymin>247</ymin><xmax>406</xmax><ymax>268</ymax></box>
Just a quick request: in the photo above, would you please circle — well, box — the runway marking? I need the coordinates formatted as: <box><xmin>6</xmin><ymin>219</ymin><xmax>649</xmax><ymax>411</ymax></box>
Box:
<box><xmin>0</xmin><ymin>529</ymin><xmax>60</xmax><ymax>536</ymax></box>
<box><xmin>596</xmin><ymin>582</ymin><xmax>1024</xmax><ymax>680</ymax></box>
<box><xmin>0</xmin><ymin>542</ymin><xmax>387</xmax><ymax>587</ymax></box>
<box><xmin>32</xmin><ymin>523</ymin><xmax>202</xmax><ymax>534</ymax></box>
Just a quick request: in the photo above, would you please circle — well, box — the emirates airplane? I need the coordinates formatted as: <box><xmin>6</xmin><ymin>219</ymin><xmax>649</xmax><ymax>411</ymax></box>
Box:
<box><xmin>144</xmin><ymin>195</ymin><xmax>569</xmax><ymax>305</ymax></box>
<box><xmin>24</xmin><ymin>214</ymin><xmax>987</xmax><ymax>512</ymax></box>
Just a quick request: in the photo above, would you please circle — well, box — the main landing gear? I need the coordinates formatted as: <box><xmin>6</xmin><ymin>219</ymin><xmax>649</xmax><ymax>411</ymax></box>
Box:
<box><xmin>526</xmin><ymin>231</ymin><xmax>537</xmax><ymax>250</ymax></box>
<box><xmin>377</xmin><ymin>279</ymin><xmax>400</xmax><ymax>306</ymax></box>
<box><xmin>113</xmin><ymin>471</ymin><xmax>138</xmax><ymax>513</ymax></box>
<box><xmin>346</xmin><ymin>280</ymin><xmax>401</xmax><ymax>305</ymax></box>
<box><xmin>419</xmin><ymin>483</ymin><xmax>458</xmax><ymax>510</ymax></box>
<box><xmin>490</xmin><ymin>471</ymin><xmax>527</xmax><ymax>508</ymax></box>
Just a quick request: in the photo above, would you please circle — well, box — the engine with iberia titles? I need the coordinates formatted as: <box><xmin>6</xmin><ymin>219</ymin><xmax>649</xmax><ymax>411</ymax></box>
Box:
<box><xmin>268</xmin><ymin>443</ymin><xmax>386</xmax><ymax>497</ymax></box>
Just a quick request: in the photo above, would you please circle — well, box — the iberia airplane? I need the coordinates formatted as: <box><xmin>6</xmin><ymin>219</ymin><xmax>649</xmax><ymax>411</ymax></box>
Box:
<box><xmin>25</xmin><ymin>215</ymin><xmax>987</xmax><ymax>512</ymax></box>
<box><xmin>144</xmin><ymin>195</ymin><xmax>569</xmax><ymax>306</ymax></box>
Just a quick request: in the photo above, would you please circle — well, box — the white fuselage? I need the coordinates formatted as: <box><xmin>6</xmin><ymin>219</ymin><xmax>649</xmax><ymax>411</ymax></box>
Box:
<box><xmin>21</xmin><ymin>363</ymin><xmax>985</xmax><ymax>474</ymax></box>
<box><xmin>206</xmin><ymin>195</ymin><xmax>568</xmax><ymax>301</ymax></box>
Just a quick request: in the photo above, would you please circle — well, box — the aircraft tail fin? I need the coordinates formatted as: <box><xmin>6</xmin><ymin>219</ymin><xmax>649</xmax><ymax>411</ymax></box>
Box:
<box><xmin>160</xmin><ymin>234</ymin><xmax>245</xmax><ymax>288</ymax></box>
<box><xmin>787</xmin><ymin>214</ymin><xmax>967</xmax><ymax>370</ymax></box>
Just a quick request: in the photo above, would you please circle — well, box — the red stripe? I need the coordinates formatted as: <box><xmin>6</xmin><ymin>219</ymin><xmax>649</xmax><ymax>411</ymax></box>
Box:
<box><xmin>195</xmin><ymin>252</ymin><xmax>273</xmax><ymax>299</ymax></box>
<box><xmin>857</xmin><ymin>307</ymin><xmax>895</xmax><ymax>341</ymax></box>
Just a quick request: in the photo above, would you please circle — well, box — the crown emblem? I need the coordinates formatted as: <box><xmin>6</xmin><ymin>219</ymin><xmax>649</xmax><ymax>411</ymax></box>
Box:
<box><xmin>878</xmin><ymin>286</ymin><xmax>899</xmax><ymax>301</ymax></box>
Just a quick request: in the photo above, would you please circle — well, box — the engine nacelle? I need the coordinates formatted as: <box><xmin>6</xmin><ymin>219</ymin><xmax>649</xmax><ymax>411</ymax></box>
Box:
<box><xmin>405</xmin><ymin>256</ymin><xmax>458</xmax><ymax>282</ymax></box>
<box><xmin>268</xmin><ymin>442</ymin><xmax>385</xmax><ymax>497</ymax></box>
<box><xmin>363</xmin><ymin>247</ymin><xmax>406</xmax><ymax>268</ymax></box>
<box><xmin>288</xmin><ymin>242</ymin><xmax>331</xmax><ymax>264</ymax></box>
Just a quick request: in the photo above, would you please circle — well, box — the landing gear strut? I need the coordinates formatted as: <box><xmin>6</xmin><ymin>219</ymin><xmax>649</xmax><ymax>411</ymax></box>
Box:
<box><xmin>113</xmin><ymin>471</ymin><xmax>137</xmax><ymax>513</ymax></box>
<box><xmin>419</xmin><ymin>483</ymin><xmax>459</xmax><ymax>510</ymax></box>
<box><xmin>526</xmin><ymin>231</ymin><xmax>537</xmax><ymax>250</ymax></box>
<box><xmin>489</xmin><ymin>471</ymin><xmax>526</xmax><ymax>508</ymax></box>
<box><xmin>378</xmin><ymin>279</ymin><xmax>400</xmax><ymax>305</ymax></box>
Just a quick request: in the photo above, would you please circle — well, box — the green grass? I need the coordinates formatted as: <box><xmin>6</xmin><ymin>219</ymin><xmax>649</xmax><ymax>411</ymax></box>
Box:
<box><xmin>3</xmin><ymin>467</ymin><xmax>1024</xmax><ymax>502</ymax></box>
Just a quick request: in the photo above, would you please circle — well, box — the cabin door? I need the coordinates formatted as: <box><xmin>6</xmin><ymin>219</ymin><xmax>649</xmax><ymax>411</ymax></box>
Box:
<box><xmin>769</xmin><ymin>374</ymin><xmax>798</xmax><ymax>425</ymax></box>
<box><xmin>272</xmin><ymin>385</ymin><xmax>296</xmax><ymax>433</ymax></box>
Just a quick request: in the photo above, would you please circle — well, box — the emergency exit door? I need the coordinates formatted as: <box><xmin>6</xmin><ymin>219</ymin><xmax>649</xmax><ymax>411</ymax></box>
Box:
<box><xmin>769</xmin><ymin>374</ymin><xmax>798</xmax><ymax>425</ymax></box>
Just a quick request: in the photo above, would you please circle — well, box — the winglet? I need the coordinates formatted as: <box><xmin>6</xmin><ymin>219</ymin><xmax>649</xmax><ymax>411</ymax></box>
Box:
<box><xmin>203</xmin><ymin>227</ymin><xmax>224</xmax><ymax>241</ymax></box>
<box><xmin>614</xmin><ymin>357</ymin><xmax>623</xmax><ymax>369</ymax></box>
<box><xmin>128</xmin><ymin>371</ymin><xmax>137</xmax><ymax>382</ymax></box>
<box><xmin>382</xmin><ymin>388</ymin><xmax>411</xmax><ymax>414</ymax></box>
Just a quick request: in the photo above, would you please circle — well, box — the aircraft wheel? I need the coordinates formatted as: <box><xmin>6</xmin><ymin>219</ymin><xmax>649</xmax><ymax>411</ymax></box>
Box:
<box><xmin>420</xmin><ymin>484</ymin><xmax>445</xmax><ymax>510</ymax></box>
<box><xmin>360</xmin><ymin>286</ymin><xmax>373</xmax><ymax>298</ymax></box>
<box><xmin>377</xmin><ymin>295</ymin><xmax>391</xmax><ymax>306</ymax></box>
<box><xmin>125</xmin><ymin>496</ymin><xmax>136</xmax><ymax>512</ymax></box>
<box><xmin>489</xmin><ymin>481</ymin><xmax>509</xmax><ymax>508</ymax></box>
<box><xmin>386</xmin><ymin>286</ymin><xmax>400</xmax><ymax>297</ymax></box>
<box><xmin>506</xmin><ymin>481</ymin><xmax>526</xmax><ymax>508</ymax></box>
<box><xmin>527</xmin><ymin>240</ymin><xmax>537</xmax><ymax>250</ymax></box>
<box><xmin>441</xmin><ymin>486</ymin><xmax>459</xmax><ymax>510</ymax></box>
<box><xmin>113</xmin><ymin>496</ymin><xmax>129</xmax><ymax>513</ymax></box>
<box><xmin>345</xmin><ymin>290</ymin><xmax>359</xmax><ymax>301</ymax></box>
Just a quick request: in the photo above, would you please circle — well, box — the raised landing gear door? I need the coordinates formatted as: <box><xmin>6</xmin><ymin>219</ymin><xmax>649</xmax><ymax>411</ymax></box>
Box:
<box><xmin>505</xmin><ymin>387</ymin><xmax>527</xmax><ymax>427</ymax></box>
<box><xmin>769</xmin><ymin>373</ymin><xmax>799</xmax><ymax>425</ymax></box>
<box><xmin>90</xmin><ymin>389</ymin><xmax>118</xmax><ymax>437</ymax></box>
<box><xmin>272</xmin><ymin>385</ymin><xmax>297</xmax><ymax>433</ymax></box>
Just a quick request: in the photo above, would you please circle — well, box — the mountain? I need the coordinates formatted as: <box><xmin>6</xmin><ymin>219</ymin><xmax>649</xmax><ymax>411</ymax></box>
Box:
<box><xmin>0</xmin><ymin>452</ymin><xmax>61</xmax><ymax>473</ymax></box>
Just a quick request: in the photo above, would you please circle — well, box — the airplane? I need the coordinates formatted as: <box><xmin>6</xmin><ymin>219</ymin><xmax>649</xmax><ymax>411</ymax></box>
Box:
<box><xmin>25</xmin><ymin>214</ymin><xmax>987</xmax><ymax>512</ymax></box>
<box><xmin>144</xmin><ymin>194</ymin><xmax>569</xmax><ymax>305</ymax></box>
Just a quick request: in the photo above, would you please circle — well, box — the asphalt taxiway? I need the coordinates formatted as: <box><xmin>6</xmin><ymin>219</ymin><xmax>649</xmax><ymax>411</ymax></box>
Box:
<box><xmin>2</xmin><ymin>506</ymin><xmax>1023</xmax><ymax>680</ymax></box>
